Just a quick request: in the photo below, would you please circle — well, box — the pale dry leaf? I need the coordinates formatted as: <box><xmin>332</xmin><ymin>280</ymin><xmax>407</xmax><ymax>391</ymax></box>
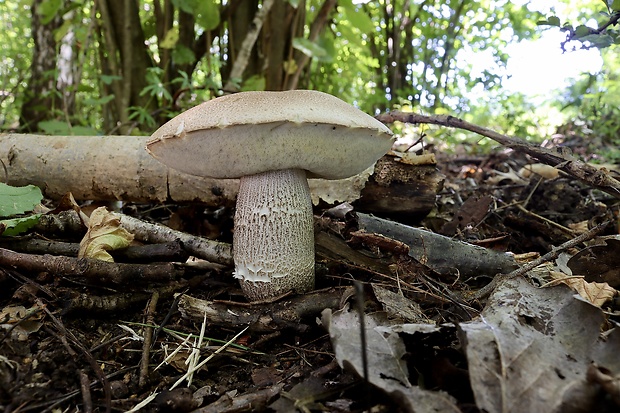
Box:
<box><xmin>519</xmin><ymin>163</ymin><xmax>560</xmax><ymax>179</ymax></box>
<box><xmin>78</xmin><ymin>206</ymin><xmax>134</xmax><ymax>261</ymax></box>
<box><xmin>397</xmin><ymin>152</ymin><xmax>436</xmax><ymax>166</ymax></box>
<box><xmin>458</xmin><ymin>277</ymin><xmax>620</xmax><ymax>413</ymax></box>
<box><xmin>486</xmin><ymin>167</ymin><xmax>528</xmax><ymax>185</ymax></box>
<box><xmin>321</xmin><ymin>307</ymin><xmax>460</xmax><ymax>413</ymax></box>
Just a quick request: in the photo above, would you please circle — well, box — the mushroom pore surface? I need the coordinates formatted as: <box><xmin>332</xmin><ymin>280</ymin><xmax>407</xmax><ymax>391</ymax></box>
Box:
<box><xmin>233</xmin><ymin>168</ymin><xmax>314</xmax><ymax>300</ymax></box>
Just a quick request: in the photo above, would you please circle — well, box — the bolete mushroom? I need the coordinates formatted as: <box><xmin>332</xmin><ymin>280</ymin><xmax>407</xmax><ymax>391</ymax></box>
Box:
<box><xmin>146</xmin><ymin>90</ymin><xmax>394</xmax><ymax>301</ymax></box>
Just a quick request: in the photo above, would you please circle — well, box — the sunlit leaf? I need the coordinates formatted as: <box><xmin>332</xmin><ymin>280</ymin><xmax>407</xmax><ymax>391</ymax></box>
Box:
<box><xmin>160</xmin><ymin>28</ymin><xmax>179</xmax><ymax>49</ymax></box>
<box><xmin>283</xmin><ymin>59</ymin><xmax>297</xmax><ymax>75</ymax></box>
<box><xmin>339</xmin><ymin>0</ymin><xmax>374</xmax><ymax>34</ymax></box>
<box><xmin>292</xmin><ymin>37</ymin><xmax>327</xmax><ymax>59</ymax></box>
<box><xmin>172</xmin><ymin>0</ymin><xmax>194</xmax><ymax>14</ymax></box>
<box><xmin>37</xmin><ymin>0</ymin><xmax>62</xmax><ymax>24</ymax></box>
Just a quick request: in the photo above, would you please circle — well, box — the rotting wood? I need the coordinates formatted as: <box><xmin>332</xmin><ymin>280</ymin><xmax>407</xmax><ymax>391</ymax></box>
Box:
<box><xmin>354</xmin><ymin>155</ymin><xmax>444</xmax><ymax>222</ymax></box>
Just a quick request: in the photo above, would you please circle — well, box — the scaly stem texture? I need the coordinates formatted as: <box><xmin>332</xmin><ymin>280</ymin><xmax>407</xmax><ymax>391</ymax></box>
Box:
<box><xmin>234</xmin><ymin>169</ymin><xmax>314</xmax><ymax>301</ymax></box>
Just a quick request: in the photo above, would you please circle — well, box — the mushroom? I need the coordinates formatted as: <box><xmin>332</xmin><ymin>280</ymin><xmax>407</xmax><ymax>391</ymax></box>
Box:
<box><xmin>146</xmin><ymin>90</ymin><xmax>394</xmax><ymax>301</ymax></box>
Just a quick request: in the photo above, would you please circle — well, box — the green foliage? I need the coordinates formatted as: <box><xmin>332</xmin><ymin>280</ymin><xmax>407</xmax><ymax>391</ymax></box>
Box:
<box><xmin>0</xmin><ymin>183</ymin><xmax>42</xmax><ymax>216</ymax></box>
<box><xmin>0</xmin><ymin>183</ymin><xmax>43</xmax><ymax>236</ymax></box>
<box><xmin>0</xmin><ymin>0</ymin><xmax>611</xmax><ymax>150</ymax></box>
<box><xmin>1</xmin><ymin>215</ymin><xmax>41</xmax><ymax>236</ymax></box>
<box><xmin>141</xmin><ymin>67</ymin><xmax>173</xmax><ymax>101</ymax></box>
<box><xmin>539</xmin><ymin>1</ymin><xmax>620</xmax><ymax>50</ymax></box>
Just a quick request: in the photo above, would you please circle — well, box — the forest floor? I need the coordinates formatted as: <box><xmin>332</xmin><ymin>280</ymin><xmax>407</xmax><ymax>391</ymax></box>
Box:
<box><xmin>1</xmin><ymin>127</ymin><xmax>620</xmax><ymax>413</ymax></box>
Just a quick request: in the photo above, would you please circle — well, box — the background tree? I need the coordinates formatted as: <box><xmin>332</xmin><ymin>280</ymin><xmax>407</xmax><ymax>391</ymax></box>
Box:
<box><xmin>0</xmin><ymin>0</ymin><xmax>577</xmax><ymax>138</ymax></box>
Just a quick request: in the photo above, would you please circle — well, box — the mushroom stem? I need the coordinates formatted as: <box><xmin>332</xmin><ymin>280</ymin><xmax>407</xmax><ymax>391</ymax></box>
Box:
<box><xmin>233</xmin><ymin>168</ymin><xmax>315</xmax><ymax>301</ymax></box>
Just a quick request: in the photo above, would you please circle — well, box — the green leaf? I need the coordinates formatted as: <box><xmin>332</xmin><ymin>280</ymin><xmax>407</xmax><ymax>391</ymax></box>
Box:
<box><xmin>241</xmin><ymin>75</ymin><xmax>265</xmax><ymax>91</ymax></box>
<box><xmin>37</xmin><ymin>0</ymin><xmax>62</xmax><ymax>24</ymax></box>
<box><xmin>1</xmin><ymin>215</ymin><xmax>41</xmax><ymax>236</ymax></box>
<box><xmin>574</xmin><ymin>25</ymin><xmax>591</xmax><ymax>38</ymax></box>
<box><xmin>612</xmin><ymin>0</ymin><xmax>620</xmax><ymax>12</ymax></box>
<box><xmin>172</xmin><ymin>45</ymin><xmax>196</xmax><ymax>65</ymax></box>
<box><xmin>339</xmin><ymin>0</ymin><xmax>374</xmax><ymax>34</ymax></box>
<box><xmin>160</xmin><ymin>28</ymin><xmax>179</xmax><ymax>49</ymax></box>
<box><xmin>100</xmin><ymin>74</ymin><xmax>122</xmax><ymax>85</ymax></box>
<box><xmin>70</xmin><ymin>126</ymin><xmax>100</xmax><ymax>136</ymax></box>
<box><xmin>547</xmin><ymin>16</ymin><xmax>561</xmax><ymax>26</ymax></box>
<box><xmin>195</xmin><ymin>0</ymin><xmax>220</xmax><ymax>31</ymax></box>
<box><xmin>292</xmin><ymin>37</ymin><xmax>328</xmax><ymax>59</ymax></box>
<box><xmin>84</xmin><ymin>95</ymin><xmax>115</xmax><ymax>106</ymax></box>
<box><xmin>0</xmin><ymin>183</ymin><xmax>43</xmax><ymax>217</ymax></box>
<box><xmin>54</xmin><ymin>19</ymin><xmax>71</xmax><ymax>42</ymax></box>
<box><xmin>37</xmin><ymin>120</ymin><xmax>72</xmax><ymax>135</ymax></box>
<box><xmin>172</xmin><ymin>0</ymin><xmax>194</xmax><ymax>14</ymax></box>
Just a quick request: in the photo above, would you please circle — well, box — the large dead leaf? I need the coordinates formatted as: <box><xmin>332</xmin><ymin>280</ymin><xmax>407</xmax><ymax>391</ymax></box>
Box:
<box><xmin>321</xmin><ymin>307</ymin><xmax>460</xmax><ymax>413</ymax></box>
<box><xmin>79</xmin><ymin>206</ymin><xmax>134</xmax><ymax>261</ymax></box>
<box><xmin>458</xmin><ymin>276</ymin><xmax>620</xmax><ymax>413</ymax></box>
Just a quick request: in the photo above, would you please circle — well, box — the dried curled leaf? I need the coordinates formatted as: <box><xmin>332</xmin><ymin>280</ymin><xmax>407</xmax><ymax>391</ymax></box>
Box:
<box><xmin>79</xmin><ymin>207</ymin><xmax>134</xmax><ymax>262</ymax></box>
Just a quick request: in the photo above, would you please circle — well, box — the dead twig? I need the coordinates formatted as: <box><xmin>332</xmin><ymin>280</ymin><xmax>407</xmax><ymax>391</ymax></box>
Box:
<box><xmin>0</xmin><ymin>247</ymin><xmax>186</xmax><ymax>285</ymax></box>
<box><xmin>177</xmin><ymin>287</ymin><xmax>352</xmax><ymax>333</ymax></box>
<box><xmin>378</xmin><ymin>112</ymin><xmax>620</xmax><ymax>199</ymax></box>
<box><xmin>41</xmin><ymin>302</ymin><xmax>112</xmax><ymax>413</ymax></box>
<box><xmin>139</xmin><ymin>291</ymin><xmax>159</xmax><ymax>388</ymax></box>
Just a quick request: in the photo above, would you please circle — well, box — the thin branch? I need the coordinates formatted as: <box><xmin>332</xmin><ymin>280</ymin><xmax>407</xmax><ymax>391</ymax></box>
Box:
<box><xmin>470</xmin><ymin>220</ymin><xmax>610</xmax><ymax>300</ymax></box>
<box><xmin>223</xmin><ymin>0</ymin><xmax>275</xmax><ymax>92</ymax></box>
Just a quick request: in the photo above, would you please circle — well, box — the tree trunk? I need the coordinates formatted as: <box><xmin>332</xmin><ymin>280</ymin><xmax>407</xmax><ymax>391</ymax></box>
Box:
<box><xmin>97</xmin><ymin>0</ymin><xmax>155</xmax><ymax>133</ymax></box>
<box><xmin>19</xmin><ymin>0</ymin><xmax>64</xmax><ymax>132</ymax></box>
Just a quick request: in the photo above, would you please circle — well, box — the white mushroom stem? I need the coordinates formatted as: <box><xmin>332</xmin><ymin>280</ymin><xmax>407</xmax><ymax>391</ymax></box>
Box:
<box><xmin>233</xmin><ymin>168</ymin><xmax>315</xmax><ymax>301</ymax></box>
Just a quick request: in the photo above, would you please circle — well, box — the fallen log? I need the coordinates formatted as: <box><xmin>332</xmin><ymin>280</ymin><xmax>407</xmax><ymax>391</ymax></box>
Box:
<box><xmin>0</xmin><ymin>134</ymin><xmax>443</xmax><ymax>219</ymax></box>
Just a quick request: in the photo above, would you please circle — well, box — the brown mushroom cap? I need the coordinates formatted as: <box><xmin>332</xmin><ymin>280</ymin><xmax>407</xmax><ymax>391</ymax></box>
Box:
<box><xmin>146</xmin><ymin>90</ymin><xmax>394</xmax><ymax>179</ymax></box>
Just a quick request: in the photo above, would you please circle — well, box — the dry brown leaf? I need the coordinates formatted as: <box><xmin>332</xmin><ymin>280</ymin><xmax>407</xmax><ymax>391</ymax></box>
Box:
<box><xmin>0</xmin><ymin>304</ymin><xmax>45</xmax><ymax>341</ymax></box>
<box><xmin>549</xmin><ymin>271</ymin><xmax>617</xmax><ymax>307</ymax></box>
